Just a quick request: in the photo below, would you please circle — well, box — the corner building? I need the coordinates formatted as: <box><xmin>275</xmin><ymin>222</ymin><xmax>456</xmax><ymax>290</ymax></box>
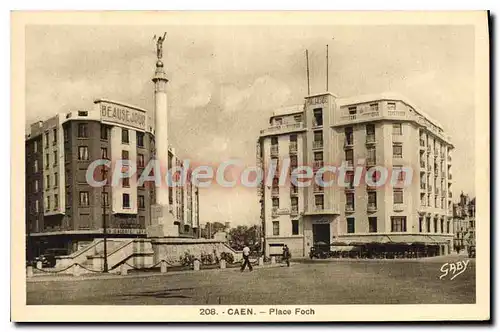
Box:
<box><xmin>25</xmin><ymin>99</ymin><xmax>200</xmax><ymax>260</ymax></box>
<box><xmin>257</xmin><ymin>92</ymin><xmax>454</xmax><ymax>258</ymax></box>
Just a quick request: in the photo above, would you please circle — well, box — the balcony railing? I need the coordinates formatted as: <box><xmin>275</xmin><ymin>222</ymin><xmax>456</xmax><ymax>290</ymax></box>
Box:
<box><xmin>270</xmin><ymin>146</ymin><xmax>278</xmax><ymax>157</ymax></box>
<box><xmin>345</xmin><ymin>205</ymin><xmax>354</xmax><ymax>213</ymax></box>
<box><xmin>313</xmin><ymin>185</ymin><xmax>324</xmax><ymax>193</ymax></box>
<box><xmin>289</xmin><ymin>142</ymin><xmax>298</xmax><ymax>154</ymax></box>
<box><xmin>393</xmin><ymin>204</ymin><xmax>404</xmax><ymax>212</ymax></box>
<box><xmin>448</xmin><ymin>192</ymin><xmax>452</xmax><ymax>198</ymax></box>
<box><xmin>420</xmin><ymin>161</ymin><xmax>426</xmax><ymax>169</ymax></box>
<box><xmin>290</xmin><ymin>186</ymin><xmax>298</xmax><ymax>195</ymax></box>
<box><xmin>427</xmin><ymin>165</ymin><xmax>432</xmax><ymax>171</ymax></box>
<box><xmin>366</xmin><ymin>135</ymin><xmax>376</xmax><ymax>144</ymax></box>
<box><xmin>313</xmin><ymin>160</ymin><xmax>324</xmax><ymax>169</ymax></box>
<box><xmin>419</xmin><ymin>139</ymin><xmax>426</xmax><ymax>147</ymax></box>
<box><xmin>427</xmin><ymin>146</ymin><xmax>432</xmax><ymax>153</ymax></box>
<box><xmin>291</xmin><ymin>206</ymin><xmax>299</xmax><ymax>215</ymax></box>
<box><xmin>367</xmin><ymin>203</ymin><xmax>377</xmax><ymax>212</ymax></box>
<box><xmin>271</xmin><ymin>207</ymin><xmax>279</xmax><ymax>218</ymax></box>
<box><xmin>271</xmin><ymin>187</ymin><xmax>279</xmax><ymax>196</ymax></box>
<box><xmin>345</xmin><ymin>160</ymin><xmax>354</xmax><ymax>168</ymax></box>
<box><xmin>313</xmin><ymin>141</ymin><xmax>323</xmax><ymax>150</ymax></box>
<box><xmin>427</xmin><ymin>185</ymin><xmax>433</xmax><ymax>192</ymax></box>
<box><xmin>392</xmin><ymin>134</ymin><xmax>403</xmax><ymax>143</ymax></box>
<box><xmin>260</xmin><ymin>122</ymin><xmax>305</xmax><ymax>136</ymax></box>
<box><xmin>366</xmin><ymin>158</ymin><xmax>376</xmax><ymax>167</ymax></box>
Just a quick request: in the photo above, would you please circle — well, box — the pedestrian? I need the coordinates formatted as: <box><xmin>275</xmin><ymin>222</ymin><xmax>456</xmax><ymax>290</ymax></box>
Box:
<box><xmin>282</xmin><ymin>245</ymin><xmax>291</xmax><ymax>267</ymax></box>
<box><xmin>240</xmin><ymin>245</ymin><xmax>253</xmax><ymax>272</ymax></box>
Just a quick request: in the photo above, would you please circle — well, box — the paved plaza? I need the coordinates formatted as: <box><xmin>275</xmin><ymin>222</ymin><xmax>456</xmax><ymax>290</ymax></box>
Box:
<box><xmin>27</xmin><ymin>258</ymin><xmax>475</xmax><ymax>305</ymax></box>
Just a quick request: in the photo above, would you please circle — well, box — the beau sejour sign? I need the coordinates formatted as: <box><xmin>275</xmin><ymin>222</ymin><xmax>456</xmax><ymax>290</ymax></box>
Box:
<box><xmin>96</xmin><ymin>99</ymin><xmax>147</xmax><ymax>131</ymax></box>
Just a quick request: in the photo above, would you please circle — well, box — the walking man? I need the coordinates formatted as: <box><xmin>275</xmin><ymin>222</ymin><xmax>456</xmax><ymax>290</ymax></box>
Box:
<box><xmin>240</xmin><ymin>245</ymin><xmax>253</xmax><ymax>272</ymax></box>
<box><xmin>282</xmin><ymin>245</ymin><xmax>291</xmax><ymax>267</ymax></box>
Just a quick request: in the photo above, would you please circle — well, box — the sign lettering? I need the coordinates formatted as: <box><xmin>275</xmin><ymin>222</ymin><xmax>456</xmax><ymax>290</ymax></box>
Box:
<box><xmin>98</xmin><ymin>101</ymin><xmax>146</xmax><ymax>131</ymax></box>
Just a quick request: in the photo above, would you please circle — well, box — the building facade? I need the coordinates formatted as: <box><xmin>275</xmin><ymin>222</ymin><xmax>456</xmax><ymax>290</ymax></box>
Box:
<box><xmin>25</xmin><ymin>99</ymin><xmax>200</xmax><ymax>260</ymax></box>
<box><xmin>453</xmin><ymin>193</ymin><xmax>476</xmax><ymax>252</ymax></box>
<box><xmin>257</xmin><ymin>92</ymin><xmax>454</xmax><ymax>258</ymax></box>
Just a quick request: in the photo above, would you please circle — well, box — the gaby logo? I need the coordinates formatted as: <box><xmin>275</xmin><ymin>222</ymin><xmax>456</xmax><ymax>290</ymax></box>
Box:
<box><xmin>439</xmin><ymin>260</ymin><xmax>470</xmax><ymax>280</ymax></box>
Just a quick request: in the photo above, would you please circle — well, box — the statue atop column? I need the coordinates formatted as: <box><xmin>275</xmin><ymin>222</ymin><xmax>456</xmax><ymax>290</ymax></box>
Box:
<box><xmin>154</xmin><ymin>32</ymin><xmax>167</xmax><ymax>60</ymax></box>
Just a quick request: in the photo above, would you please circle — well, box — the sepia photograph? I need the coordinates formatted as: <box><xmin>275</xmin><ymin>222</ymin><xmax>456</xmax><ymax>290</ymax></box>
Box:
<box><xmin>11</xmin><ymin>11</ymin><xmax>490</xmax><ymax>322</ymax></box>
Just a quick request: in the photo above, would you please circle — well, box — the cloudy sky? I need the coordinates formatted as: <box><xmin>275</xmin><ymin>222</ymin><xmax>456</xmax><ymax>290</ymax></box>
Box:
<box><xmin>26</xmin><ymin>25</ymin><xmax>475</xmax><ymax>226</ymax></box>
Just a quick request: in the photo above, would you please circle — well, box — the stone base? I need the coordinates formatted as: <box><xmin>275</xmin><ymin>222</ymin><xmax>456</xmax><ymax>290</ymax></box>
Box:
<box><xmin>147</xmin><ymin>204</ymin><xmax>179</xmax><ymax>237</ymax></box>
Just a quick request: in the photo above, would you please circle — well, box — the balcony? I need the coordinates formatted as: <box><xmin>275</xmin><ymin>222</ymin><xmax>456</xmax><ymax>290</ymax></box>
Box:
<box><xmin>345</xmin><ymin>183</ymin><xmax>355</xmax><ymax>191</ymax></box>
<box><xmin>427</xmin><ymin>185</ymin><xmax>433</xmax><ymax>193</ymax></box>
<box><xmin>367</xmin><ymin>203</ymin><xmax>377</xmax><ymax>212</ymax></box>
<box><xmin>441</xmin><ymin>171</ymin><xmax>446</xmax><ymax>178</ymax></box>
<box><xmin>291</xmin><ymin>206</ymin><xmax>299</xmax><ymax>216</ymax></box>
<box><xmin>313</xmin><ymin>184</ymin><xmax>324</xmax><ymax>193</ymax></box>
<box><xmin>289</xmin><ymin>142</ymin><xmax>298</xmax><ymax>154</ymax></box>
<box><xmin>313</xmin><ymin>141</ymin><xmax>323</xmax><ymax>150</ymax></box>
<box><xmin>260</xmin><ymin>122</ymin><xmax>305</xmax><ymax>136</ymax></box>
<box><xmin>366</xmin><ymin>184</ymin><xmax>377</xmax><ymax>191</ymax></box>
<box><xmin>427</xmin><ymin>146</ymin><xmax>432</xmax><ymax>154</ymax></box>
<box><xmin>271</xmin><ymin>207</ymin><xmax>279</xmax><ymax>218</ymax></box>
<box><xmin>313</xmin><ymin>160</ymin><xmax>324</xmax><ymax>169</ymax></box>
<box><xmin>366</xmin><ymin>135</ymin><xmax>376</xmax><ymax>145</ymax></box>
<box><xmin>366</xmin><ymin>158</ymin><xmax>376</xmax><ymax>167</ymax></box>
<box><xmin>434</xmin><ymin>172</ymin><xmax>438</xmax><ymax>178</ymax></box>
<box><xmin>393</xmin><ymin>204</ymin><xmax>404</xmax><ymax>212</ymax></box>
<box><xmin>271</xmin><ymin>187</ymin><xmax>279</xmax><ymax>197</ymax></box>
<box><xmin>448</xmin><ymin>192</ymin><xmax>452</xmax><ymax>198</ymax></box>
<box><xmin>427</xmin><ymin>165</ymin><xmax>432</xmax><ymax>171</ymax></box>
<box><xmin>270</xmin><ymin>145</ymin><xmax>278</xmax><ymax>157</ymax></box>
<box><xmin>419</xmin><ymin>139</ymin><xmax>426</xmax><ymax>148</ymax></box>
<box><xmin>344</xmin><ymin>160</ymin><xmax>354</xmax><ymax>169</ymax></box>
<box><xmin>345</xmin><ymin>205</ymin><xmax>354</xmax><ymax>213</ymax></box>
<box><xmin>290</xmin><ymin>186</ymin><xmax>298</xmax><ymax>195</ymax></box>
<box><xmin>420</xmin><ymin>162</ymin><xmax>426</xmax><ymax>172</ymax></box>
<box><xmin>392</xmin><ymin>134</ymin><xmax>403</xmax><ymax>143</ymax></box>
<box><xmin>344</xmin><ymin>138</ymin><xmax>354</xmax><ymax>149</ymax></box>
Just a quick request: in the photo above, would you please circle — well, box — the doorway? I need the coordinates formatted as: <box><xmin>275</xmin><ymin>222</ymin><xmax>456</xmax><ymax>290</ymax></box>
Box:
<box><xmin>313</xmin><ymin>223</ymin><xmax>331</xmax><ymax>245</ymax></box>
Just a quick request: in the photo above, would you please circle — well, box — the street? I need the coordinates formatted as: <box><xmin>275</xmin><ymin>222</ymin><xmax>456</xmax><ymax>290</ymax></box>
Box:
<box><xmin>27</xmin><ymin>259</ymin><xmax>476</xmax><ymax>305</ymax></box>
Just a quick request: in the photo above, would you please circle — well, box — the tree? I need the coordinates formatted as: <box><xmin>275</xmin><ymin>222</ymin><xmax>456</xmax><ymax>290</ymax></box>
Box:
<box><xmin>228</xmin><ymin>225</ymin><xmax>261</xmax><ymax>252</ymax></box>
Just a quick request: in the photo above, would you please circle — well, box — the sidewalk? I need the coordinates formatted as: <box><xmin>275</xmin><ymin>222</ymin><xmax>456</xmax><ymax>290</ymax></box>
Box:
<box><xmin>27</xmin><ymin>262</ymin><xmax>293</xmax><ymax>283</ymax></box>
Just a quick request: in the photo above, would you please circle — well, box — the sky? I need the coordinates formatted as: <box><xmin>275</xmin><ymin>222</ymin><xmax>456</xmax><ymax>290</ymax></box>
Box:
<box><xmin>25</xmin><ymin>25</ymin><xmax>475</xmax><ymax>226</ymax></box>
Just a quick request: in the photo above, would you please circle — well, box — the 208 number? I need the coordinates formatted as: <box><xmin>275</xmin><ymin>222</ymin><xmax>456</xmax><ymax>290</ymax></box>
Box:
<box><xmin>200</xmin><ymin>308</ymin><xmax>217</xmax><ymax>315</ymax></box>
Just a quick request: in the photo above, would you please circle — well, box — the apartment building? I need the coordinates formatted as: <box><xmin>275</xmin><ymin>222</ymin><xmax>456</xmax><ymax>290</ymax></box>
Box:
<box><xmin>453</xmin><ymin>193</ymin><xmax>476</xmax><ymax>252</ymax></box>
<box><xmin>25</xmin><ymin>99</ymin><xmax>200</xmax><ymax>260</ymax></box>
<box><xmin>257</xmin><ymin>92</ymin><xmax>454</xmax><ymax>258</ymax></box>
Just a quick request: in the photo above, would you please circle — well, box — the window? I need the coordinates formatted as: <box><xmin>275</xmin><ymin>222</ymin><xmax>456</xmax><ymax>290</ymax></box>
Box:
<box><xmin>274</xmin><ymin>117</ymin><xmax>282</xmax><ymax>125</ymax></box>
<box><xmin>393</xmin><ymin>145</ymin><xmax>402</xmax><ymax>158</ymax></box>
<box><xmin>433</xmin><ymin>218</ymin><xmax>438</xmax><ymax>233</ymax></box>
<box><xmin>392</xmin><ymin>123</ymin><xmax>402</xmax><ymax>135</ymax></box>
<box><xmin>122</xmin><ymin>150</ymin><xmax>129</xmax><ymax>160</ymax></box>
<box><xmin>345</xmin><ymin>149</ymin><xmax>353</xmax><ymax>164</ymax></box>
<box><xmin>314</xmin><ymin>131</ymin><xmax>322</xmax><ymax>142</ymax></box>
<box><xmin>426</xmin><ymin>217</ymin><xmax>431</xmax><ymax>232</ymax></box>
<box><xmin>419</xmin><ymin>217</ymin><xmax>423</xmax><ymax>232</ymax></box>
<box><xmin>138</xmin><ymin>154</ymin><xmax>145</xmax><ymax>168</ymax></box>
<box><xmin>315</xmin><ymin>195</ymin><xmax>324</xmax><ymax>209</ymax></box>
<box><xmin>139</xmin><ymin>216</ymin><xmax>146</xmax><ymax>227</ymax></box>
<box><xmin>78</xmin><ymin>146</ymin><xmax>89</xmax><ymax>160</ymax></box>
<box><xmin>123</xmin><ymin>193</ymin><xmax>130</xmax><ymax>208</ymax></box>
<box><xmin>101</xmin><ymin>147</ymin><xmax>108</xmax><ymax>159</ymax></box>
<box><xmin>387</xmin><ymin>102</ymin><xmax>396</xmax><ymax>110</ymax></box>
<box><xmin>78</xmin><ymin>111</ymin><xmax>88</xmax><ymax>117</ymax></box>
<box><xmin>100</xmin><ymin>124</ymin><xmax>109</xmax><ymax>140</ymax></box>
<box><xmin>35</xmin><ymin>200</ymin><xmax>39</xmax><ymax>213</ymax></box>
<box><xmin>272</xmin><ymin>197</ymin><xmax>279</xmax><ymax>208</ymax></box>
<box><xmin>368</xmin><ymin>217</ymin><xmax>377</xmax><ymax>233</ymax></box>
<box><xmin>273</xmin><ymin>221</ymin><xmax>279</xmax><ymax>236</ymax></box>
<box><xmin>64</xmin><ymin>127</ymin><xmax>69</xmax><ymax>142</ymax></box>
<box><xmin>122</xmin><ymin>129</ymin><xmax>129</xmax><ymax>144</ymax></box>
<box><xmin>46</xmin><ymin>175</ymin><xmax>50</xmax><ymax>188</ymax></box>
<box><xmin>290</xmin><ymin>134</ymin><xmax>297</xmax><ymax>142</ymax></box>
<box><xmin>393</xmin><ymin>190</ymin><xmax>403</xmax><ymax>204</ymax></box>
<box><xmin>348</xmin><ymin>106</ymin><xmax>357</xmax><ymax>115</ymax></box>
<box><xmin>34</xmin><ymin>180</ymin><xmax>39</xmax><ymax>193</ymax></box>
<box><xmin>313</xmin><ymin>108</ymin><xmax>323</xmax><ymax>126</ymax></box>
<box><xmin>314</xmin><ymin>151</ymin><xmax>323</xmax><ymax>161</ymax></box>
<box><xmin>347</xmin><ymin>217</ymin><xmax>355</xmax><ymax>233</ymax></box>
<box><xmin>45</xmin><ymin>132</ymin><xmax>49</xmax><ymax>148</ymax></box>
<box><xmin>271</xmin><ymin>137</ymin><xmax>278</xmax><ymax>146</ymax></box>
<box><xmin>368</xmin><ymin>191</ymin><xmax>377</xmax><ymax>208</ymax></box>
<box><xmin>137</xmin><ymin>132</ymin><xmax>144</xmax><ymax>147</ymax></box>
<box><xmin>79</xmin><ymin>192</ymin><xmax>89</xmax><ymax>206</ymax></box>
<box><xmin>447</xmin><ymin>221</ymin><xmax>450</xmax><ymax>233</ymax></box>
<box><xmin>53</xmin><ymin>151</ymin><xmax>58</xmax><ymax>165</ymax></box>
<box><xmin>34</xmin><ymin>141</ymin><xmax>38</xmax><ymax>153</ymax></box>
<box><xmin>290</xmin><ymin>155</ymin><xmax>298</xmax><ymax>168</ymax></box>
<box><xmin>391</xmin><ymin>216</ymin><xmax>407</xmax><ymax>232</ymax></box>
<box><xmin>346</xmin><ymin>193</ymin><xmax>354</xmax><ymax>208</ymax></box>
<box><xmin>122</xmin><ymin>176</ymin><xmax>130</xmax><ymax>188</ymax></box>
<box><xmin>54</xmin><ymin>172</ymin><xmax>58</xmax><ymax>187</ymax></box>
<box><xmin>345</xmin><ymin>127</ymin><xmax>353</xmax><ymax>144</ymax></box>
<box><xmin>102</xmin><ymin>192</ymin><xmax>109</xmax><ymax>206</ymax></box>
<box><xmin>138</xmin><ymin>195</ymin><xmax>145</xmax><ymax>209</ymax></box>
<box><xmin>367</xmin><ymin>147</ymin><xmax>376</xmax><ymax>163</ymax></box>
<box><xmin>440</xmin><ymin>219</ymin><xmax>444</xmax><ymax>234</ymax></box>
<box><xmin>53</xmin><ymin>129</ymin><xmax>58</xmax><ymax>145</ymax></box>
<box><xmin>45</xmin><ymin>154</ymin><xmax>50</xmax><ymax>168</ymax></box>
<box><xmin>78</xmin><ymin>123</ymin><xmax>88</xmax><ymax>138</ymax></box>
<box><xmin>54</xmin><ymin>194</ymin><xmax>58</xmax><ymax>209</ymax></box>
<box><xmin>366</xmin><ymin>124</ymin><xmax>375</xmax><ymax>136</ymax></box>
<box><xmin>46</xmin><ymin>196</ymin><xmax>51</xmax><ymax>210</ymax></box>
<box><xmin>346</xmin><ymin>171</ymin><xmax>354</xmax><ymax>188</ymax></box>
<box><xmin>292</xmin><ymin>220</ymin><xmax>299</xmax><ymax>235</ymax></box>
<box><xmin>370</xmin><ymin>103</ymin><xmax>379</xmax><ymax>111</ymax></box>
<box><xmin>291</xmin><ymin>197</ymin><xmax>298</xmax><ymax>209</ymax></box>
<box><xmin>293</xmin><ymin>115</ymin><xmax>302</xmax><ymax>123</ymax></box>
<box><xmin>184</xmin><ymin>225</ymin><xmax>190</xmax><ymax>233</ymax></box>
<box><xmin>34</xmin><ymin>160</ymin><xmax>38</xmax><ymax>173</ymax></box>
